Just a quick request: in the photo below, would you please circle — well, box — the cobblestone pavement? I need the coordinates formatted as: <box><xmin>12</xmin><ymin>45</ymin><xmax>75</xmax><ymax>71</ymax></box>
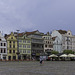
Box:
<box><xmin>0</xmin><ymin>61</ymin><xmax>75</xmax><ymax>75</ymax></box>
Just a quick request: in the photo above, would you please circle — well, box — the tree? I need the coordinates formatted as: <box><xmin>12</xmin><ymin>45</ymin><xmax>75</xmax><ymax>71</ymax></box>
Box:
<box><xmin>51</xmin><ymin>50</ymin><xmax>59</xmax><ymax>54</ymax></box>
<box><xmin>63</xmin><ymin>50</ymin><xmax>74</xmax><ymax>54</ymax></box>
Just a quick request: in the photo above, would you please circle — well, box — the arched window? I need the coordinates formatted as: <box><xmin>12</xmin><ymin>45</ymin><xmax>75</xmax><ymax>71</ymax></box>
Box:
<box><xmin>68</xmin><ymin>33</ymin><xmax>70</xmax><ymax>35</ymax></box>
<box><xmin>11</xmin><ymin>37</ymin><xmax>13</xmax><ymax>39</ymax></box>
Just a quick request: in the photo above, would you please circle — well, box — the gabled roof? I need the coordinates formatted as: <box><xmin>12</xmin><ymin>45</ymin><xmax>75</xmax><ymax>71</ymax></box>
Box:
<box><xmin>14</xmin><ymin>30</ymin><xmax>39</xmax><ymax>37</ymax></box>
<box><xmin>25</xmin><ymin>30</ymin><xmax>44</xmax><ymax>36</ymax></box>
<box><xmin>4</xmin><ymin>34</ymin><xmax>10</xmax><ymax>39</ymax></box>
<box><xmin>57</xmin><ymin>30</ymin><xmax>67</xmax><ymax>34</ymax></box>
<box><xmin>25</xmin><ymin>31</ymin><xmax>37</xmax><ymax>36</ymax></box>
<box><xmin>4</xmin><ymin>32</ymin><xmax>17</xmax><ymax>39</ymax></box>
<box><xmin>18</xmin><ymin>33</ymin><xmax>25</xmax><ymax>37</ymax></box>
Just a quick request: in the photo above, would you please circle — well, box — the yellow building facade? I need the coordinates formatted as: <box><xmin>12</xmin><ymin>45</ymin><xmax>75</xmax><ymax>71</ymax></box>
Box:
<box><xmin>6</xmin><ymin>32</ymin><xmax>18</xmax><ymax>60</ymax></box>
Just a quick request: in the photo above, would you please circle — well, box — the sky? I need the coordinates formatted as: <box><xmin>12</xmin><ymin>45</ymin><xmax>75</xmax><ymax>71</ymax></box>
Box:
<box><xmin>0</xmin><ymin>0</ymin><xmax>75</xmax><ymax>34</ymax></box>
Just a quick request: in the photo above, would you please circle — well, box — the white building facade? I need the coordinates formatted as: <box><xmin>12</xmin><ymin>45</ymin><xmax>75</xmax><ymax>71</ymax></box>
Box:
<box><xmin>0</xmin><ymin>32</ymin><xmax>7</xmax><ymax>60</ymax></box>
<box><xmin>51</xmin><ymin>30</ymin><xmax>75</xmax><ymax>53</ymax></box>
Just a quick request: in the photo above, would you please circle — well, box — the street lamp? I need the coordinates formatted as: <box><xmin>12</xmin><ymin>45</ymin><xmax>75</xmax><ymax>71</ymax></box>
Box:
<box><xmin>16</xmin><ymin>30</ymin><xmax>20</xmax><ymax>61</ymax></box>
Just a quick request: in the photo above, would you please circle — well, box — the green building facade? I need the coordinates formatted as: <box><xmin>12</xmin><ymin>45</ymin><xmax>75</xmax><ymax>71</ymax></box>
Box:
<box><xmin>18</xmin><ymin>33</ymin><xmax>31</xmax><ymax>60</ymax></box>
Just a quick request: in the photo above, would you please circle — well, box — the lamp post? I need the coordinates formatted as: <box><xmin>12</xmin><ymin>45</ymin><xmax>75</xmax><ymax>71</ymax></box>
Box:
<box><xmin>16</xmin><ymin>30</ymin><xmax>20</xmax><ymax>61</ymax></box>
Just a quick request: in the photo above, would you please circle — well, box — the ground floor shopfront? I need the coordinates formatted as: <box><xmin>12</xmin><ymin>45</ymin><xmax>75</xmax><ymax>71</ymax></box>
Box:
<box><xmin>31</xmin><ymin>53</ymin><xmax>40</xmax><ymax>60</ymax></box>
<box><xmin>0</xmin><ymin>54</ymin><xmax>7</xmax><ymax>60</ymax></box>
<box><xmin>17</xmin><ymin>54</ymin><xmax>31</xmax><ymax>60</ymax></box>
<box><xmin>7</xmin><ymin>55</ymin><xmax>18</xmax><ymax>60</ymax></box>
<box><xmin>7</xmin><ymin>54</ymin><xmax>31</xmax><ymax>61</ymax></box>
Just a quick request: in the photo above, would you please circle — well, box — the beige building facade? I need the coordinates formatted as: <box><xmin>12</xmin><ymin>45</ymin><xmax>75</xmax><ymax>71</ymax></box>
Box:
<box><xmin>43</xmin><ymin>32</ymin><xmax>53</xmax><ymax>55</ymax></box>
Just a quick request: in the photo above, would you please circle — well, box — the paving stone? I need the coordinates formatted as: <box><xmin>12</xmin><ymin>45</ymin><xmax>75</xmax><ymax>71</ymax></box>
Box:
<box><xmin>0</xmin><ymin>61</ymin><xmax>75</xmax><ymax>75</ymax></box>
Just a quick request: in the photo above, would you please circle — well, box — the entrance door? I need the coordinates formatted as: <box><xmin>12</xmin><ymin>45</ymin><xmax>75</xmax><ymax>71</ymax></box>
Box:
<box><xmin>8</xmin><ymin>56</ymin><xmax>11</xmax><ymax>60</ymax></box>
<box><xmin>23</xmin><ymin>55</ymin><xmax>26</xmax><ymax>60</ymax></box>
<box><xmin>3</xmin><ymin>57</ymin><xmax>6</xmax><ymax>60</ymax></box>
<box><xmin>18</xmin><ymin>55</ymin><xmax>21</xmax><ymax>60</ymax></box>
<box><xmin>13</xmin><ymin>56</ymin><xmax>16</xmax><ymax>60</ymax></box>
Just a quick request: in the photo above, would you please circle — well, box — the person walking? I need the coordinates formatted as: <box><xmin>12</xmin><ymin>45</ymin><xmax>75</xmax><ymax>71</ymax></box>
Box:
<box><xmin>40</xmin><ymin>57</ymin><xmax>43</xmax><ymax>65</ymax></box>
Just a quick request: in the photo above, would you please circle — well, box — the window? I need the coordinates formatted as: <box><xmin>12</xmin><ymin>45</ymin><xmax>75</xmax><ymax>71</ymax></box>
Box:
<box><xmin>37</xmin><ymin>44</ymin><xmax>39</xmax><ymax>47</ymax></box>
<box><xmin>19</xmin><ymin>40</ymin><xmax>22</xmax><ymax>43</ymax></box>
<box><xmin>13</xmin><ymin>56</ymin><xmax>16</xmax><ymax>60</ymax></box>
<box><xmin>46</xmin><ymin>37</ymin><xmax>47</xmax><ymax>39</ymax></box>
<box><xmin>42</xmin><ymin>46</ymin><xmax>43</xmax><ymax>48</ymax></box>
<box><xmin>48</xmin><ymin>41</ymin><xmax>49</xmax><ymax>44</ymax></box>
<box><xmin>23</xmin><ymin>45</ymin><xmax>26</xmax><ymax>48</ymax></box>
<box><xmin>13</xmin><ymin>41</ymin><xmax>15</xmax><ymax>44</ymax></box>
<box><xmin>23</xmin><ymin>40</ymin><xmax>26</xmax><ymax>43</ymax></box>
<box><xmin>23</xmin><ymin>50</ymin><xmax>26</xmax><ymax>53</ymax></box>
<box><xmin>48</xmin><ymin>37</ymin><xmax>49</xmax><ymax>40</ymax></box>
<box><xmin>67</xmin><ymin>37</ymin><xmax>69</xmax><ymax>41</ymax></box>
<box><xmin>32</xmin><ymin>44</ymin><xmax>35</xmax><ymax>47</ymax></box>
<box><xmin>27</xmin><ymin>50</ymin><xmax>31</xmax><ymax>53</ymax></box>
<box><xmin>1</xmin><ymin>43</ymin><xmax>2</xmax><ymax>46</ymax></box>
<box><xmin>13</xmin><ymin>45</ymin><xmax>15</xmax><ymax>48</ymax></box>
<box><xmin>50</xmin><ymin>42</ymin><xmax>51</xmax><ymax>44</ymax></box>
<box><xmin>46</xmin><ymin>41</ymin><xmax>47</xmax><ymax>43</ymax></box>
<box><xmin>44</xmin><ymin>37</ymin><xmax>45</xmax><ymax>39</ymax></box>
<box><xmin>45</xmin><ymin>45</ymin><xmax>47</xmax><ymax>47</ymax></box>
<box><xmin>27</xmin><ymin>40</ymin><xmax>30</xmax><ymax>43</ymax></box>
<box><xmin>1</xmin><ymin>49</ymin><xmax>2</xmax><ymax>53</ymax></box>
<box><xmin>9</xmin><ymin>50</ymin><xmax>11</xmax><ymax>53</ymax></box>
<box><xmin>4</xmin><ymin>43</ymin><xmax>6</xmax><ymax>46</ymax></box>
<box><xmin>10</xmin><ymin>41</ymin><xmax>11</xmax><ymax>43</ymax></box>
<box><xmin>19</xmin><ymin>45</ymin><xmax>22</xmax><ymax>48</ymax></box>
<box><xmin>19</xmin><ymin>50</ymin><xmax>22</xmax><ymax>53</ymax></box>
<box><xmin>69</xmin><ymin>33</ymin><xmax>70</xmax><ymax>35</ymax></box>
<box><xmin>4</xmin><ymin>49</ymin><xmax>6</xmax><ymax>53</ymax></box>
<box><xmin>49</xmin><ymin>45</ymin><xmax>53</xmax><ymax>48</ymax></box>
<box><xmin>10</xmin><ymin>45</ymin><xmax>11</xmax><ymax>48</ymax></box>
<box><xmin>13</xmin><ymin>50</ymin><xmax>15</xmax><ymax>53</ymax></box>
<box><xmin>27</xmin><ymin>45</ymin><xmax>31</xmax><ymax>48</ymax></box>
<box><xmin>67</xmin><ymin>46</ymin><xmax>69</xmax><ymax>49</ymax></box>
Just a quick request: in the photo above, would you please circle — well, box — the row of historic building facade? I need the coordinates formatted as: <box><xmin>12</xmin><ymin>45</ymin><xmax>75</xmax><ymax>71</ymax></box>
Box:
<box><xmin>0</xmin><ymin>30</ymin><xmax>75</xmax><ymax>60</ymax></box>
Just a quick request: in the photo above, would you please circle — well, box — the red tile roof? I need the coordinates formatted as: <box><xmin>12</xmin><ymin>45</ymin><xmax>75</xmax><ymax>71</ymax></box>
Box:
<box><xmin>18</xmin><ymin>33</ymin><xmax>24</xmax><ymax>37</ymax></box>
<box><xmin>25</xmin><ymin>30</ymin><xmax>38</xmax><ymax>36</ymax></box>
<box><xmin>57</xmin><ymin>30</ymin><xmax>67</xmax><ymax>34</ymax></box>
<box><xmin>52</xmin><ymin>36</ymin><xmax>57</xmax><ymax>41</ymax></box>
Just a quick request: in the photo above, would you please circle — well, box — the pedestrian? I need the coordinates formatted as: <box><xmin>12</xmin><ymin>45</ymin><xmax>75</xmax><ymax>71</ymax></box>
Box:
<box><xmin>40</xmin><ymin>57</ymin><xmax>43</xmax><ymax>65</ymax></box>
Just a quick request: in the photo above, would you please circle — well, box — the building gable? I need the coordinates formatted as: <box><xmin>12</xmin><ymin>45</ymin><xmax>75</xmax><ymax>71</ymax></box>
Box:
<box><xmin>7</xmin><ymin>32</ymin><xmax>17</xmax><ymax>40</ymax></box>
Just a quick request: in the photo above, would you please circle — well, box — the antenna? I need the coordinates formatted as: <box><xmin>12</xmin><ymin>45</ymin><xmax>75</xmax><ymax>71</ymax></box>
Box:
<box><xmin>2</xmin><ymin>31</ymin><xmax>3</xmax><ymax>36</ymax></box>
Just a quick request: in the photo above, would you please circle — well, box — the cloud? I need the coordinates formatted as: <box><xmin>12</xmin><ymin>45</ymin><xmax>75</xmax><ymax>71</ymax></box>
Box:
<box><xmin>0</xmin><ymin>0</ymin><xmax>75</xmax><ymax>34</ymax></box>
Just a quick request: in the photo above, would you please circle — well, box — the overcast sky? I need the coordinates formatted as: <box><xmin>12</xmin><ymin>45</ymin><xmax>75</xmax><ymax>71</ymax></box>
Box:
<box><xmin>0</xmin><ymin>0</ymin><xmax>75</xmax><ymax>34</ymax></box>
